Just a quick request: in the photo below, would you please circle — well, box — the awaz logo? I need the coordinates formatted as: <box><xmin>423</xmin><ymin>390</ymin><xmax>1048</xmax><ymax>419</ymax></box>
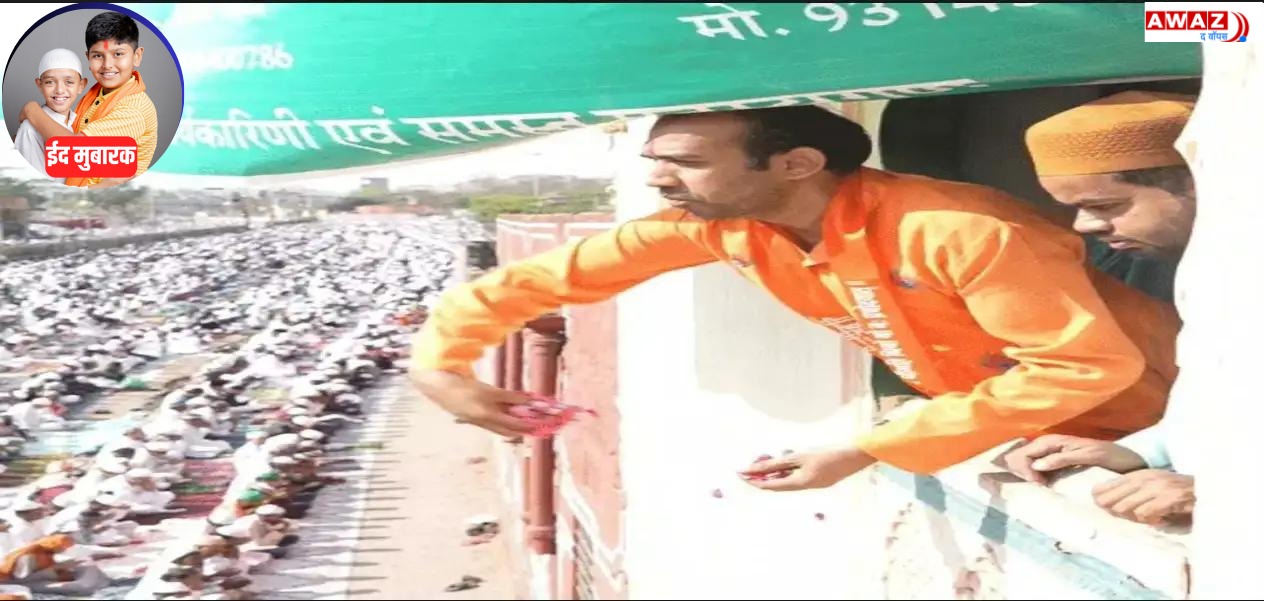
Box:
<box><xmin>1145</xmin><ymin>9</ymin><xmax>1249</xmax><ymax>42</ymax></box>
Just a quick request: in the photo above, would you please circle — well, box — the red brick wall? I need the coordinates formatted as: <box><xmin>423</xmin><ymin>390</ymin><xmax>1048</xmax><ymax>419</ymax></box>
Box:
<box><xmin>496</xmin><ymin>213</ymin><xmax>626</xmax><ymax>599</ymax></box>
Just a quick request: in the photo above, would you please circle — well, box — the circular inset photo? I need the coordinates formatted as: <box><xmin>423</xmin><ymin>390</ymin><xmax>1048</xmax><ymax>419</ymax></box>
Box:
<box><xmin>3</xmin><ymin>4</ymin><xmax>183</xmax><ymax>188</ymax></box>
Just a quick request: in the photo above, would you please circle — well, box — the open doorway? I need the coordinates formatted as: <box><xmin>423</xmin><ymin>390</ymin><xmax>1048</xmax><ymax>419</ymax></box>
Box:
<box><xmin>869</xmin><ymin>77</ymin><xmax>1201</xmax><ymax>400</ymax></box>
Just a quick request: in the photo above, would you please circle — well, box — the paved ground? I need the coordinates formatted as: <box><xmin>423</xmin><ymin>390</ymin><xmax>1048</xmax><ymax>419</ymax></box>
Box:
<box><xmin>257</xmin><ymin>378</ymin><xmax>522</xmax><ymax>600</ymax></box>
<box><xmin>345</xmin><ymin>384</ymin><xmax>519</xmax><ymax>600</ymax></box>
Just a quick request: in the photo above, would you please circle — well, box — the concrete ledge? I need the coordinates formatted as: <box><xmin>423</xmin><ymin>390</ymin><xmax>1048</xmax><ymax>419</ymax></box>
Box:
<box><xmin>877</xmin><ymin>443</ymin><xmax>1190</xmax><ymax>599</ymax></box>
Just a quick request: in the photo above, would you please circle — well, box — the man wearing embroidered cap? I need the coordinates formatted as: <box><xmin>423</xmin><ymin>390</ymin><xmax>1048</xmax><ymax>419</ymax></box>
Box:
<box><xmin>1027</xmin><ymin>91</ymin><xmax>1197</xmax><ymax>261</ymax></box>
<box><xmin>15</xmin><ymin>48</ymin><xmax>87</xmax><ymax>177</ymax></box>
<box><xmin>1005</xmin><ymin>91</ymin><xmax>1200</xmax><ymax>526</ymax></box>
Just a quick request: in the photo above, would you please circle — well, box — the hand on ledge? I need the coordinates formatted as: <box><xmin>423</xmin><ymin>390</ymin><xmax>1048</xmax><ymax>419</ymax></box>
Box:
<box><xmin>1002</xmin><ymin>434</ymin><xmax>1148</xmax><ymax>485</ymax></box>
<box><xmin>1092</xmin><ymin>470</ymin><xmax>1195</xmax><ymax>526</ymax></box>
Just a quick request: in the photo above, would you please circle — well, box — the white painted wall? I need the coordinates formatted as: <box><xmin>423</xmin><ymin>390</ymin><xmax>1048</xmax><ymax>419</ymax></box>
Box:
<box><xmin>612</xmin><ymin>117</ymin><xmax>884</xmax><ymax>600</ymax></box>
<box><xmin>1173</xmin><ymin>38</ymin><xmax>1264</xmax><ymax>601</ymax></box>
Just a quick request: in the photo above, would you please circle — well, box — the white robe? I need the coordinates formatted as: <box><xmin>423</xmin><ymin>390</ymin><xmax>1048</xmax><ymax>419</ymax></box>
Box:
<box><xmin>14</xmin><ymin>105</ymin><xmax>75</xmax><ymax>177</ymax></box>
<box><xmin>50</xmin><ymin>506</ymin><xmax>136</xmax><ymax>547</ymax></box>
<box><xmin>222</xmin><ymin>514</ymin><xmax>292</xmax><ymax>549</ymax></box>
<box><xmin>232</xmin><ymin>442</ymin><xmax>268</xmax><ymax>478</ymax></box>
<box><xmin>4</xmin><ymin>516</ymin><xmax>49</xmax><ymax>547</ymax></box>
<box><xmin>44</xmin><ymin>505</ymin><xmax>138</xmax><ymax>544</ymax></box>
<box><xmin>98</xmin><ymin>481</ymin><xmax>174</xmax><ymax>513</ymax></box>
<box><xmin>95</xmin><ymin>437</ymin><xmax>144</xmax><ymax>462</ymax></box>
<box><xmin>178</xmin><ymin>423</ymin><xmax>231</xmax><ymax>459</ymax></box>
<box><xmin>166</xmin><ymin>331</ymin><xmax>203</xmax><ymax>355</ymax></box>
<box><xmin>52</xmin><ymin>469</ymin><xmax>110</xmax><ymax>508</ymax></box>
<box><xmin>5</xmin><ymin>402</ymin><xmax>41</xmax><ymax>432</ymax></box>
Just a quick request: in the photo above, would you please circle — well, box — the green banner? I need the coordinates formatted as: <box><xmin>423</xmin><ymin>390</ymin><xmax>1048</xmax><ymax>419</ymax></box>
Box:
<box><xmin>133</xmin><ymin>3</ymin><xmax>1199</xmax><ymax>176</ymax></box>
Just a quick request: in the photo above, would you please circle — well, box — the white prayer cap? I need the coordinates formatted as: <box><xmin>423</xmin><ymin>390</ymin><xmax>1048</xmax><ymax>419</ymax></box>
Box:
<box><xmin>146</xmin><ymin>440</ymin><xmax>173</xmax><ymax>452</ymax></box>
<box><xmin>256</xmin><ymin>504</ymin><xmax>285</xmax><ymax>516</ymax></box>
<box><xmin>292</xmin><ymin>416</ymin><xmax>316</xmax><ymax>427</ymax></box>
<box><xmin>10</xmin><ymin>498</ymin><xmax>45</xmax><ymax>512</ymax></box>
<box><xmin>287</xmin><ymin>407</ymin><xmax>310</xmax><ymax>416</ymax></box>
<box><xmin>99</xmin><ymin>461</ymin><xmax>128</xmax><ymax>474</ymax></box>
<box><xmin>299</xmin><ymin>429</ymin><xmax>324</xmax><ymax>441</ymax></box>
<box><xmin>269</xmin><ymin>456</ymin><xmax>297</xmax><ymax>467</ymax></box>
<box><xmin>265</xmin><ymin>433</ymin><xmax>300</xmax><ymax>447</ymax></box>
<box><xmin>246</xmin><ymin>429</ymin><xmax>268</xmax><ymax>440</ymax></box>
<box><xmin>126</xmin><ymin>467</ymin><xmax>154</xmax><ymax>479</ymax></box>
<box><xmin>32</xmin><ymin>397</ymin><xmax>52</xmax><ymax>407</ymax></box>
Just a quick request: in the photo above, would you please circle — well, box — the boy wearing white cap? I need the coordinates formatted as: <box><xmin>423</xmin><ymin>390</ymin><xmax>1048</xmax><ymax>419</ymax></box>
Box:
<box><xmin>15</xmin><ymin>48</ymin><xmax>86</xmax><ymax>176</ymax></box>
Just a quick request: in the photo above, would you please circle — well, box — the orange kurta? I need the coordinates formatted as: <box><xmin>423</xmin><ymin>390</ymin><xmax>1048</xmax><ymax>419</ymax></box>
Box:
<box><xmin>413</xmin><ymin>168</ymin><xmax>1179</xmax><ymax>474</ymax></box>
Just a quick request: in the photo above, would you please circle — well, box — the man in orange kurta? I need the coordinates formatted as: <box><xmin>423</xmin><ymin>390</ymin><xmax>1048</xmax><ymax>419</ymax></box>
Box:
<box><xmin>411</xmin><ymin>106</ymin><xmax>1179</xmax><ymax>489</ymax></box>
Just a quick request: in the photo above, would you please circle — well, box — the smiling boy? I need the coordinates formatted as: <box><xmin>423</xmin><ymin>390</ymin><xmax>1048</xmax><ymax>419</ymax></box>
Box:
<box><xmin>18</xmin><ymin>11</ymin><xmax>158</xmax><ymax>188</ymax></box>
<box><xmin>14</xmin><ymin>48</ymin><xmax>87</xmax><ymax>177</ymax></box>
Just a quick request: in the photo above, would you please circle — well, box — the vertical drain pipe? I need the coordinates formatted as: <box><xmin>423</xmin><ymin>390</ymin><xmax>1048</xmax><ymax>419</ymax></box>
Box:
<box><xmin>523</xmin><ymin>314</ymin><xmax>565</xmax><ymax>555</ymax></box>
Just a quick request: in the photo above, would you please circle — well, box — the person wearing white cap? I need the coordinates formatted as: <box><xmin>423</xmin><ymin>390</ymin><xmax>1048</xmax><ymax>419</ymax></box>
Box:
<box><xmin>2</xmin><ymin>499</ymin><xmax>50</xmax><ymax>547</ymax></box>
<box><xmin>130</xmin><ymin>440</ymin><xmax>184</xmax><ymax>485</ymax></box>
<box><xmin>14</xmin><ymin>48</ymin><xmax>87</xmax><ymax>176</ymax></box>
<box><xmin>173</xmin><ymin>411</ymin><xmax>232</xmax><ymax>459</ymax></box>
<box><xmin>98</xmin><ymin>468</ymin><xmax>175</xmax><ymax>513</ymax></box>
<box><xmin>25</xmin><ymin>397</ymin><xmax>68</xmax><ymax>431</ymax></box>
<box><xmin>51</xmin><ymin>459</ymin><xmax>128</xmax><ymax>509</ymax></box>
<box><xmin>93</xmin><ymin>426</ymin><xmax>146</xmax><ymax>463</ymax></box>
<box><xmin>4</xmin><ymin>400</ymin><xmax>45</xmax><ymax>435</ymax></box>
<box><xmin>223</xmin><ymin>430</ymin><xmax>275</xmax><ymax>503</ymax></box>
<box><xmin>197</xmin><ymin>532</ymin><xmax>270</xmax><ymax>582</ymax></box>
<box><xmin>218</xmin><ymin>504</ymin><xmax>296</xmax><ymax>554</ymax></box>
<box><xmin>154</xmin><ymin>428</ymin><xmax>192</xmax><ymax>457</ymax></box>
<box><xmin>1</xmin><ymin>529</ymin><xmax>111</xmax><ymax>596</ymax></box>
<box><xmin>48</xmin><ymin>494</ymin><xmax>137</xmax><ymax>547</ymax></box>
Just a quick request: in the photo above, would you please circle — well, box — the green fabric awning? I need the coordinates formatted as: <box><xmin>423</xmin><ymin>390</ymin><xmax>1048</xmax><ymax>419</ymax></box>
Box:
<box><xmin>135</xmin><ymin>3</ymin><xmax>1200</xmax><ymax>176</ymax></box>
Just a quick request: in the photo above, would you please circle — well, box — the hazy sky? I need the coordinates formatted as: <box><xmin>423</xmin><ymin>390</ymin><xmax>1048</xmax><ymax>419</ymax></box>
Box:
<box><xmin>2</xmin><ymin>3</ymin><xmax>620</xmax><ymax>194</ymax></box>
